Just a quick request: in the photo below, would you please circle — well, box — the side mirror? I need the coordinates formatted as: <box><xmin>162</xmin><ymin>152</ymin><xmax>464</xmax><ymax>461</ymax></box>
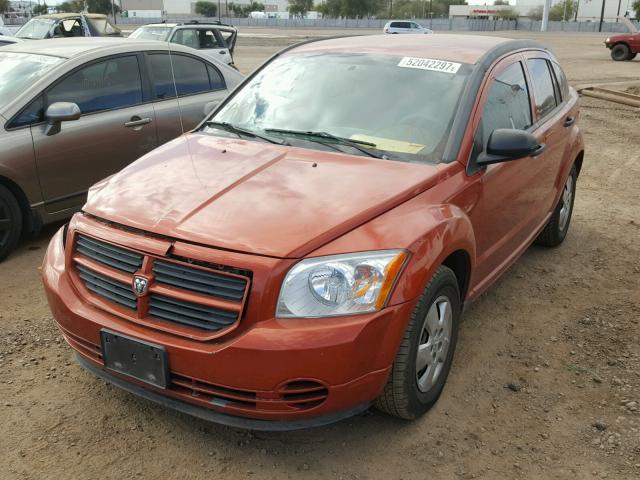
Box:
<box><xmin>477</xmin><ymin>129</ymin><xmax>545</xmax><ymax>166</ymax></box>
<box><xmin>44</xmin><ymin>102</ymin><xmax>81</xmax><ymax>136</ymax></box>
<box><xmin>203</xmin><ymin>100</ymin><xmax>220</xmax><ymax>117</ymax></box>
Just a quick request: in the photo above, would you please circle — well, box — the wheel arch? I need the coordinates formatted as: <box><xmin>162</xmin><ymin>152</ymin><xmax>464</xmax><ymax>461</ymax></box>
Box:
<box><xmin>0</xmin><ymin>175</ymin><xmax>37</xmax><ymax>236</ymax></box>
<box><xmin>574</xmin><ymin>150</ymin><xmax>584</xmax><ymax>177</ymax></box>
<box><xmin>441</xmin><ymin>249</ymin><xmax>472</xmax><ymax>303</ymax></box>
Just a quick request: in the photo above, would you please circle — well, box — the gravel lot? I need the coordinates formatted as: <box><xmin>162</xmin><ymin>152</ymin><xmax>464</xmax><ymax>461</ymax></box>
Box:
<box><xmin>1</xmin><ymin>30</ymin><xmax>639</xmax><ymax>480</ymax></box>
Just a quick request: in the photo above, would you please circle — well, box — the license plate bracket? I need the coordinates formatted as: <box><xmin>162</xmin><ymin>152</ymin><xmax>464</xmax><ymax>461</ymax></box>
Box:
<box><xmin>100</xmin><ymin>329</ymin><xmax>169</xmax><ymax>389</ymax></box>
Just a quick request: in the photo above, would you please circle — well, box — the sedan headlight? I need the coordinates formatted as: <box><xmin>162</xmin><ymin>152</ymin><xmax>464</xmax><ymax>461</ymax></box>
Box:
<box><xmin>276</xmin><ymin>250</ymin><xmax>408</xmax><ymax>318</ymax></box>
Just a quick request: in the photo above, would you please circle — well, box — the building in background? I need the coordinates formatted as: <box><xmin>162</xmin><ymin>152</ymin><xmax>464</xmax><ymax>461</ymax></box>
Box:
<box><xmin>120</xmin><ymin>0</ymin><xmax>291</xmax><ymax>17</ymax></box>
<box><xmin>449</xmin><ymin>0</ymin><xmax>636</xmax><ymax>22</ymax></box>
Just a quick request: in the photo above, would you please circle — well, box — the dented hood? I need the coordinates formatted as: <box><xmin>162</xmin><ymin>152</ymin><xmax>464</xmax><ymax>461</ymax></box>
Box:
<box><xmin>84</xmin><ymin>134</ymin><xmax>441</xmax><ymax>258</ymax></box>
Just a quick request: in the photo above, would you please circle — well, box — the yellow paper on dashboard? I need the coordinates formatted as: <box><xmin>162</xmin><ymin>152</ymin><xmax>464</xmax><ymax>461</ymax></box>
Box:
<box><xmin>350</xmin><ymin>135</ymin><xmax>425</xmax><ymax>154</ymax></box>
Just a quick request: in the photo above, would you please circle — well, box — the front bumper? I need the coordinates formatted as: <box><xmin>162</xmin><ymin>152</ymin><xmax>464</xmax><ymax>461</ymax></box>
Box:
<box><xmin>43</xmin><ymin>227</ymin><xmax>416</xmax><ymax>428</ymax></box>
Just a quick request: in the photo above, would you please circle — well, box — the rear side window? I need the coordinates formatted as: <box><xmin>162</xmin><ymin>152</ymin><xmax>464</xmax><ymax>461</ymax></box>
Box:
<box><xmin>526</xmin><ymin>58</ymin><xmax>558</xmax><ymax>119</ymax></box>
<box><xmin>47</xmin><ymin>55</ymin><xmax>143</xmax><ymax>114</ymax></box>
<box><xmin>391</xmin><ymin>22</ymin><xmax>410</xmax><ymax>28</ymax></box>
<box><xmin>147</xmin><ymin>53</ymin><xmax>225</xmax><ymax>99</ymax></box>
<box><xmin>478</xmin><ymin>61</ymin><xmax>532</xmax><ymax>148</ymax></box>
<box><xmin>551</xmin><ymin>61</ymin><xmax>570</xmax><ymax>101</ymax></box>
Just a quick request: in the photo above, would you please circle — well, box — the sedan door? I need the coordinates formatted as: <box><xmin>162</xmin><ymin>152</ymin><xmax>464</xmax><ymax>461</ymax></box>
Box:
<box><xmin>145</xmin><ymin>52</ymin><xmax>231</xmax><ymax>145</ymax></box>
<box><xmin>30</xmin><ymin>54</ymin><xmax>158</xmax><ymax>213</ymax></box>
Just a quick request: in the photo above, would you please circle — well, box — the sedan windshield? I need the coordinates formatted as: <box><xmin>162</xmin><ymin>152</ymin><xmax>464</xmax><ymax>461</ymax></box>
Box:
<box><xmin>16</xmin><ymin>18</ymin><xmax>55</xmax><ymax>39</ymax></box>
<box><xmin>206</xmin><ymin>52</ymin><xmax>470</xmax><ymax>163</ymax></box>
<box><xmin>129</xmin><ymin>26</ymin><xmax>172</xmax><ymax>42</ymax></box>
<box><xmin>0</xmin><ymin>53</ymin><xmax>62</xmax><ymax>105</ymax></box>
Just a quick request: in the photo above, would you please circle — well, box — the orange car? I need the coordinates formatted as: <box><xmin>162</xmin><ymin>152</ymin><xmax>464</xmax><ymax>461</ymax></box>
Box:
<box><xmin>42</xmin><ymin>35</ymin><xmax>584</xmax><ymax>430</ymax></box>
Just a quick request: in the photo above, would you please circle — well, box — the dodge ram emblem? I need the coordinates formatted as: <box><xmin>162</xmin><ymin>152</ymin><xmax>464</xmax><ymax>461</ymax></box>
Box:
<box><xmin>132</xmin><ymin>275</ymin><xmax>149</xmax><ymax>297</ymax></box>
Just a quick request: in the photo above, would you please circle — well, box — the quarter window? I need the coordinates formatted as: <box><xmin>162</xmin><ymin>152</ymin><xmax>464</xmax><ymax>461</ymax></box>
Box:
<box><xmin>526</xmin><ymin>58</ymin><xmax>558</xmax><ymax>119</ymax></box>
<box><xmin>478</xmin><ymin>61</ymin><xmax>532</xmax><ymax>149</ymax></box>
<box><xmin>47</xmin><ymin>56</ymin><xmax>143</xmax><ymax>114</ymax></box>
<box><xmin>551</xmin><ymin>61</ymin><xmax>570</xmax><ymax>102</ymax></box>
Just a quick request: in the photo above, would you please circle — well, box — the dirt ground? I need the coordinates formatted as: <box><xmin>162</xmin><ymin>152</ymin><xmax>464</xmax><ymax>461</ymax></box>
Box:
<box><xmin>1</xmin><ymin>30</ymin><xmax>639</xmax><ymax>480</ymax></box>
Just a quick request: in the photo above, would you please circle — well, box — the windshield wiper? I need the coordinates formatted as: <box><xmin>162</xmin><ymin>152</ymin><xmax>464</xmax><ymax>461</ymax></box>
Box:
<box><xmin>264</xmin><ymin>128</ymin><xmax>387</xmax><ymax>159</ymax></box>
<box><xmin>205</xmin><ymin>121</ymin><xmax>288</xmax><ymax>145</ymax></box>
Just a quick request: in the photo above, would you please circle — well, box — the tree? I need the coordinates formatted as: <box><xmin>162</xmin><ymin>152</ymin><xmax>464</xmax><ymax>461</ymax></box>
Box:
<box><xmin>0</xmin><ymin>0</ymin><xmax>9</xmax><ymax>14</ymax></box>
<box><xmin>549</xmin><ymin>0</ymin><xmax>575</xmax><ymax>21</ymax></box>
<box><xmin>495</xmin><ymin>6</ymin><xmax>518</xmax><ymax>20</ymax></box>
<box><xmin>33</xmin><ymin>2</ymin><xmax>49</xmax><ymax>14</ymax></box>
<box><xmin>195</xmin><ymin>1</ymin><xmax>218</xmax><ymax>17</ymax></box>
<box><xmin>527</xmin><ymin>5</ymin><xmax>543</xmax><ymax>20</ymax></box>
<box><xmin>58</xmin><ymin>1</ymin><xmax>85</xmax><ymax>12</ymax></box>
<box><xmin>494</xmin><ymin>0</ymin><xmax>509</xmax><ymax>5</ymax></box>
<box><xmin>631</xmin><ymin>0</ymin><xmax>639</xmax><ymax>19</ymax></box>
<box><xmin>288</xmin><ymin>0</ymin><xmax>313</xmax><ymax>17</ymax></box>
<box><xmin>87</xmin><ymin>0</ymin><xmax>120</xmax><ymax>14</ymax></box>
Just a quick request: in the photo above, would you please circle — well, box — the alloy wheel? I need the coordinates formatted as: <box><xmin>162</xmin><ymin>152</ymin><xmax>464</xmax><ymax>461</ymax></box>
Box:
<box><xmin>416</xmin><ymin>295</ymin><xmax>453</xmax><ymax>393</ymax></box>
<box><xmin>558</xmin><ymin>174</ymin><xmax>574</xmax><ymax>232</ymax></box>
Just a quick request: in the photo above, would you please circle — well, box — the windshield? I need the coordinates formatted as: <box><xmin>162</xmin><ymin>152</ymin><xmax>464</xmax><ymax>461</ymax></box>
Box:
<box><xmin>16</xmin><ymin>18</ymin><xmax>55</xmax><ymax>39</ymax></box>
<box><xmin>0</xmin><ymin>53</ymin><xmax>62</xmax><ymax>105</ymax></box>
<box><xmin>129</xmin><ymin>26</ymin><xmax>172</xmax><ymax>42</ymax></box>
<box><xmin>206</xmin><ymin>53</ymin><xmax>470</xmax><ymax>163</ymax></box>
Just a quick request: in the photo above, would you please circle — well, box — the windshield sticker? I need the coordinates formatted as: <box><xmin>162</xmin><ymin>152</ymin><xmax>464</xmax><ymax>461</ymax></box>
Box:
<box><xmin>398</xmin><ymin>57</ymin><xmax>461</xmax><ymax>74</ymax></box>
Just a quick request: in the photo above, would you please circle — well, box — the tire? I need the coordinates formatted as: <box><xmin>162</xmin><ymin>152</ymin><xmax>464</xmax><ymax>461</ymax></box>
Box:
<box><xmin>611</xmin><ymin>43</ymin><xmax>631</xmax><ymax>61</ymax></box>
<box><xmin>535</xmin><ymin>164</ymin><xmax>577</xmax><ymax>248</ymax></box>
<box><xmin>0</xmin><ymin>184</ymin><xmax>23</xmax><ymax>262</ymax></box>
<box><xmin>375</xmin><ymin>265</ymin><xmax>461</xmax><ymax>420</ymax></box>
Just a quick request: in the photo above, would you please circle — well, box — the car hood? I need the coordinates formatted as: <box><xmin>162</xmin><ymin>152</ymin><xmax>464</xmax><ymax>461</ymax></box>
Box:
<box><xmin>84</xmin><ymin>134</ymin><xmax>442</xmax><ymax>258</ymax></box>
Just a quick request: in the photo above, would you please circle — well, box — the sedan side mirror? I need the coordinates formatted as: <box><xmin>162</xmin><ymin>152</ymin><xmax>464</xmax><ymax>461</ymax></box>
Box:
<box><xmin>477</xmin><ymin>129</ymin><xmax>545</xmax><ymax>166</ymax></box>
<box><xmin>44</xmin><ymin>102</ymin><xmax>81</xmax><ymax>136</ymax></box>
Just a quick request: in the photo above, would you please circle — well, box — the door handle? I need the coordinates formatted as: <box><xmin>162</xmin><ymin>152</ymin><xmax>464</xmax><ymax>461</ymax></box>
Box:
<box><xmin>219</xmin><ymin>50</ymin><xmax>226</xmax><ymax>54</ymax></box>
<box><xmin>124</xmin><ymin>117</ymin><xmax>152</xmax><ymax>128</ymax></box>
<box><xmin>531</xmin><ymin>143</ymin><xmax>546</xmax><ymax>157</ymax></box>
<box><xmin>564</xmin><ymin>116</ymin><xmax>575</xmax><ymax>127</ymax></box>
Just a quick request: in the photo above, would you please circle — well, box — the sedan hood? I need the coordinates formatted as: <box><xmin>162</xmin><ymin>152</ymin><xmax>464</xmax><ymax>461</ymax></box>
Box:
<box><xmin>84</xmin><ymin>134</ymin><xmax>441</xmax><ymax>258</ymax></box>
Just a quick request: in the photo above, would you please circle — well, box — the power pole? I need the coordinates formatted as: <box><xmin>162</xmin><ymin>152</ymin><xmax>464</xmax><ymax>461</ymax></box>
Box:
<box><xmin>599</xmin><ymin>0</ymin><xmax>606</xmax><ymax>31</ymax></box>
<box><xmin>541</xmin><ymin>0</ymin><xmax>551</xmax><ymax>31</ymax></box>
<box><xmin>574</xmin><ymin>0</ymin><xmax>580</xmax><ymax>21</ymax></box>
<box><xmin>111</xmin><ymin>0</ymin><xmax>116</xmax><ymax>24</ymax></box>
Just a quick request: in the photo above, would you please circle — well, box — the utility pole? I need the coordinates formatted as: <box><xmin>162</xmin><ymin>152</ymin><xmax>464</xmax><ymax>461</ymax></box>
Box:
<box><xmin>574</xmin><ymin>0</ymin><xmax>580</xmax><ymax>21</ymax></box>
<box><xmin>599</xmin><ymin>0</ymin><xmax>606</xmax><ymax>31</ymax></box>
<box><xmin>541</xmin><ymin>0</ymin><xmax>551</xmax><ymax>31</ymax></box>
<box><xmin>218</xmin><ymin>0</ymin><xmax>221</xmax><ymax>22</ymax></box>
<box><xmin>111</xmin><ymin>0</ymin><xmax>116</xmax><ymax>24</ymax></box>
<box><xmin>616</xmin><ymin>0</ymin><xmax>622</xmax><ymax>20</ymax></box>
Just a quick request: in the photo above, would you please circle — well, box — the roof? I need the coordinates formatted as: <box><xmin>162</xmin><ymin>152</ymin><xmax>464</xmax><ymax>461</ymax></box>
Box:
<box><xmin>289</xmin><ymin>34</ymin><xmax>532</xmax><ymax>65</ymax></box>
<box><xmin>35</xmin><ymin>13</ymin><xmax>108</xmax><ymax>20</ymax></box>
<box><xmin>0</xmin><ymin>37</ymin><xmax>193</xmax><ymax>59</ymax></box>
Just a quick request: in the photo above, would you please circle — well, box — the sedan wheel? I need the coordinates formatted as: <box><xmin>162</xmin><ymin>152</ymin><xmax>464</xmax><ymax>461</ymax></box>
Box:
<box><xmin>611</xmin><ymin>43</ymin><xmax>631</xmax><ymax>61</ymax></box>
<box><xmin>535</xmin><ymin>164</ymin><xmax>577</xmax><ymax>247</ymax></box>
<box><xmin>375</xmin><ymin>265</ymin><xmax>461</xmax><ymax>419</ymax></box>
<box><xmin>0</xmin><ymin>184</ymin><xmax>23</xmax><ymax>262</ymax></box>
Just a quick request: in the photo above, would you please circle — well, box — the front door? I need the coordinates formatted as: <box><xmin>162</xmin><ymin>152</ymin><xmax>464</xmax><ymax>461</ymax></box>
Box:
<box><xmin>31</xmin><ymin>54</ymin><xmax>158</xmax><ymax>213</ymax></box>
<box><xmin>461</xmin><ymin>57</ymin><xmax>550</xmax><ymax>284</ymax></box>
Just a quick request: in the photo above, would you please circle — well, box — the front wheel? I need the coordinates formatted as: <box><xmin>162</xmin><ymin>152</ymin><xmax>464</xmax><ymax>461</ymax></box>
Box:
<box><xmin>375</xmin><ymin>265</ymin><xmax>461</xmax><ymax>420</ymax></box>
<box><xmin>0</xmin><ymin>184</ymin><xmax>23</xmax><ymax>262</ymax></box>
<box><xmin>611</xmin><ymin>43</ymin><xmax>631</xmax><ymax>61</ymax></box>
<box><xmin>535</xmin><ymin>164</ymin><xmax>577</xmax><ymax>247</ymax></box>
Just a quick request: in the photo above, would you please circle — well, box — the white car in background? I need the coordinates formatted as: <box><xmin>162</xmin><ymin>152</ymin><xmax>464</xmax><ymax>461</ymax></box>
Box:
<box><xmin>129</xmin><ymin>21</ymin><xmax>237</xmax><ymax>68</ymax></box>
<box><xmin>383</xmin><ymin>21</ymin><xmax>433</xmax><ymax>34</ymax></box>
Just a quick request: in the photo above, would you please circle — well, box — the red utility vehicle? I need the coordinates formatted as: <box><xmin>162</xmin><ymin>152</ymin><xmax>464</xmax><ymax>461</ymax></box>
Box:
<box><xmin>605</xmin><ymin>17</ymin><xmax>640</xmax><ymax>61</ymax></box>
<box><xmin>42</xmin><ymin>35</ymin><xmax>584</xmax><ymax>430</ymax></box>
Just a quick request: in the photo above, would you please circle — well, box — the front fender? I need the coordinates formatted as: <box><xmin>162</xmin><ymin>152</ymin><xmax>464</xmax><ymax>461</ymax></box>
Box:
<box><xmin>310</xmin><ymin>191</ymin><xmax>477</xmax><ymax>306</ymax></box>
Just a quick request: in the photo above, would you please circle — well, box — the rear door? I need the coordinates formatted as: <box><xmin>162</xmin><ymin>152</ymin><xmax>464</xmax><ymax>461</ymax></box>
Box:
<box><xmin>145</xmin><ymin>51</ymin><xmax>230</xmax><ymax>144</ymax></box>
<box><xmin>31</xmin><ymin>54</ymin><xmax>158</xmax><ymax>213</ymax></box>
<box><xmin>522</xmin><ymin>54</ymin><xmax>573</xmax><ymax>215</ymax></box>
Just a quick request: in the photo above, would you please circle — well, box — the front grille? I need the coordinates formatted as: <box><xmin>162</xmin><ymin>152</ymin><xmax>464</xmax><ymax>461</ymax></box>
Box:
<box><xmin>153</xmin><ymin>260</ymin><xmax>247</xmax><ymax>301</ymax></box>
<box><xmin>149</xmin><ymin>294</ymin><xmax>238</xmax><ymax>331</ymax></box>
<box><xmin>76</xmin><ymin>234</ymin><xmax>143</xmax><ymax>273</ymax></box>
<box><xmin>71</xmin><ymin>232</ymin><xmax>251</xmax><ymax>340</ymax></box>
<box><xmin>77</xmin><ymin>265</ymin><xmax>137</xmax><ymax>310</ymax></box>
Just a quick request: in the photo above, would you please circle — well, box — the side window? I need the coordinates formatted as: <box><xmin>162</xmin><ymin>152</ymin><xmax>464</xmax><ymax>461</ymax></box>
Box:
<box><xmin>172</xmin><ymin>29</ymin><xmax>199</xmax><ymax>49</ymax></box>
<box><xmin>551</xmin><ymin>61</ymin><xmax>570</xmax><ymax>102</ymax></box>
<box><xmin>526</xmin><ymin>58</ymin><xmax>558</xmax><ymax>120</ymax></box>
<box><xmin>9</xmin><ymin>95</ymin><xmax>45</xmax><ymax>129</ymax></box>
<box><xmin>478</xmin><ymin>61</ymin><xmax>532</xmax><ymax>150</ymax></box>
<box><xmin>217</xmin><ymin>29</ymin><xmax>234</xmax><ymax>48</ymax></box>
<box><xmin>47</xmin><ymin>56</ymin><xmax>143</xmax><ymax>114</ymax></box>
<box><xmin>148</xmin><ymin>53</ymin><xmax>225</xmax><ymax>99</ymax></box>
<box><xmin>199</xmin><ymin>29</ymin><xmax>222</xmax><ymax>49</ymax></box>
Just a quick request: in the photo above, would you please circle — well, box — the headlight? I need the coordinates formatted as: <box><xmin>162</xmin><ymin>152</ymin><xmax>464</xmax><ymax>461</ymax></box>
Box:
<box><xmin>606</xmin><ymin>37</ymin><xmax>610</xmax><ymax>43</ymax></box>
<box><xmin>276</xmin><ymin>250</ymin><xmax>408</xmax><ymax>318</ymax></box>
